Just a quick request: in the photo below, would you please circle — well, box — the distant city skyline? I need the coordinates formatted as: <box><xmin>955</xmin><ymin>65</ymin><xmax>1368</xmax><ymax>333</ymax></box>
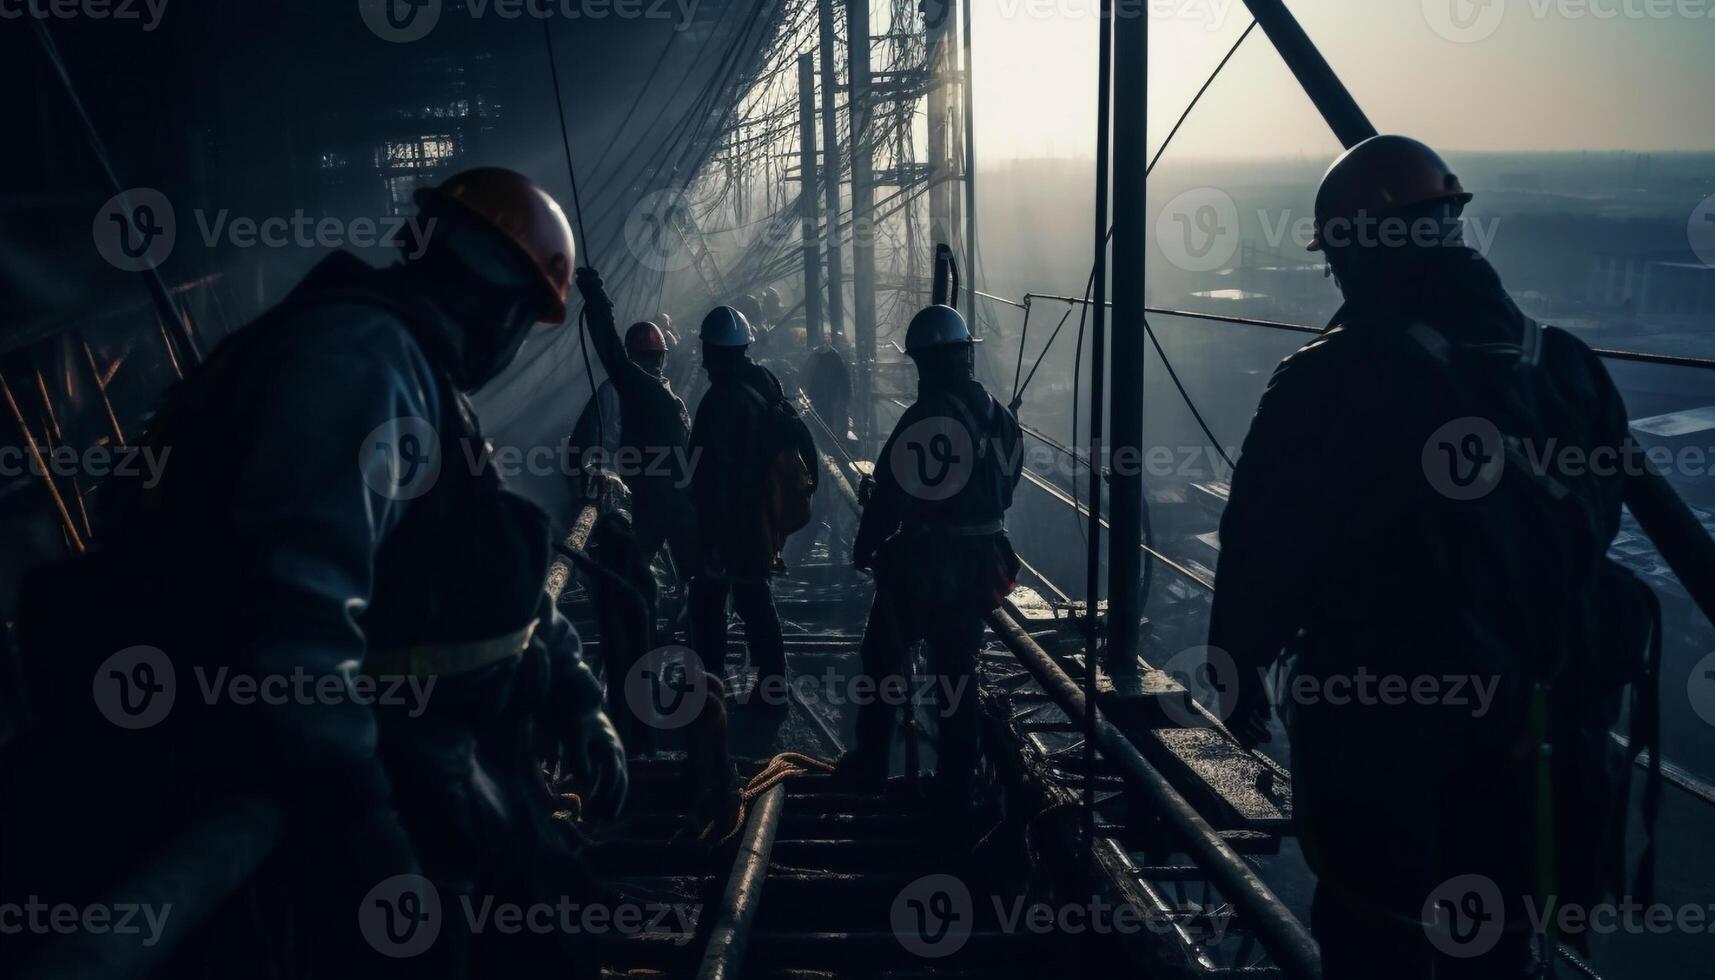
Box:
<box><xmin>971</xmin><ymin>0</ymin><xmax>1715</xmax><ymax>161</ymax></box>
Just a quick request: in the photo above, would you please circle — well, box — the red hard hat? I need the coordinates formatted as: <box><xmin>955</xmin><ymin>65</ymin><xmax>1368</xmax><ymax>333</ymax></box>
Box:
<box><xmin>653</xmin><ymin>313</ymin><xmax>678</xmax><ymax>345</ymax></box>
<box><xmin>1309</xmin><ymin>135</ymin><xmax>1473</xmax><ymax>251</ymax></box>
<box><xmin>415</xmin><ymin>167</ymin><xmax>576</xmax><ymax>322</ymax></box>
<box><xmin>625</xmin><ymin>321</ymin><xmax>668</xmax><ymax>354</ymax></box>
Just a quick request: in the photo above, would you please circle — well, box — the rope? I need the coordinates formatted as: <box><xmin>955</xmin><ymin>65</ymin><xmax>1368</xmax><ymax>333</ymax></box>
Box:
<box><xmin>542</xmin><ymin>17</ymin><xmax>591</xmax><ymax>254</ymax></box>
<box><xmin>701</xmin><ymin>751</ymin><xmax>836</xmax><ymax>847</ymax></box>
<box><xmin>1009</xmin><ymin>297</ymin><xmax>1033</xmax><ymax>404</ymax></box>
<box><xmin>1011</xmin><ymin>303</ymin><xmax>1075</xmax><ymax>411</ymax></box>
<box><xmin>742</xmin><ymin>751</ymin><xmax>837</xmax><ymax>802</ymax></box>
<box><xmin>1144</xmin><ymin>318</ymin><xmax>1236</xmax><ymax>470</ymax></box>
<box><xmin>542</xmin><ymin>17</ymin><xmax>608</xmax><ymax>463</ymax></box>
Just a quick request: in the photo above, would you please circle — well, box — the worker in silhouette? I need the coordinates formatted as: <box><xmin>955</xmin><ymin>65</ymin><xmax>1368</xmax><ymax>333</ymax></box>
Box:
<box><xmin>54</xmin><ymin>168</ymin><xmax>627</xmax><ymax>973</ymax></box>
<box><xmin>655</xmin><ymin>311</ymin><xmax>695</xmax><ymax>393</ymax></box>
<box><xmin>786</xmin><ymin>341</ymin><xmax>857</xmax><ymax>566</ymax></box>
<box><xmin>1211</xmin><ymin>136</ymin><xmax>1653</xmax><ymax>979</ymax></box>
<box><xmin>568</xmin><ymin>365</ymin><xmax>621</xmax><ymax>463</ymax></box>
<box><xmin>845</xmin><ymin>305</ymin><xmax>1022</xmax><ymax>805</ymax></box>
<box><xmin>571</xmin><ymin>275</ymin><xmax>703</xmax><ymax>751</ymax></box>
<box><xmin>570</xmin><ymin>280</ymin><xmax>698</xmax><ymax>582</ymax></box>
<box><xmin>687</xmin><ymin>305</ymin><xmax>817</xmax><ymax>701</ymax></box>
<box><xmin>803</xmin><ymin>342</ymin><xmax>853</xmax><ymax>446</ymax></box>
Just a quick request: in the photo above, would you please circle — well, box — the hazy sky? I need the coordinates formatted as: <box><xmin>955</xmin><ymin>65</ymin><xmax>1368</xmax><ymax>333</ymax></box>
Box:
<box><xmin>970</xmin><ymin>0</ymin><xmax>1715</xmax><ymax>160</ymax></box>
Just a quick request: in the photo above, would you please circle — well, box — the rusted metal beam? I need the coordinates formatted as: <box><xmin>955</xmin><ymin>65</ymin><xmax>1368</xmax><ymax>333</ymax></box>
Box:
<box><xmin>697</xmin><ymin>783</ymin><xmax>786</xmax><ymax>980</ymax></box>
<box><xmin>983</xmin><ymin>605</ymin><xmax>1322</xmax><ymax>979</ymax></box>
<box><xmin>1</xmin><ymin>373</ymin><xmax>85</xmax><ymax>553</ymax></box>
<box><xmin>545</xmin><ymin>503</ymin><xmax>600</xmax><ymax>600</ymax></box>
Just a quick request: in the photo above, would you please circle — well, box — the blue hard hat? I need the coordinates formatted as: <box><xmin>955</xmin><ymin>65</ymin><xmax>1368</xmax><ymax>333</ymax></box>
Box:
<box><xmin>904</xmin><ymin>304</ymin><xmax>979</xmax><ymax>355</ymax></box>
<box><xmin>700</xmin><ymin>306</ymin><xmax>754</xmax><ymax>347</ymax></box>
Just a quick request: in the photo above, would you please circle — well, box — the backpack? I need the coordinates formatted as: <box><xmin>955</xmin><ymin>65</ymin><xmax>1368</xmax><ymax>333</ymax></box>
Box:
<box><xmin>1403</xmin><ymin>316</ymin><xmax>1662</xmax><ymax>914</ymax></box>
<box><xmin>935</xmin><ymin>389</ymin><xmax>1019</xmax><ymax>515</ymax></box>
<box><xmin>734</xmin><ymin>378</ymin><xmax>817</xmax><ymax>545</ymax></box>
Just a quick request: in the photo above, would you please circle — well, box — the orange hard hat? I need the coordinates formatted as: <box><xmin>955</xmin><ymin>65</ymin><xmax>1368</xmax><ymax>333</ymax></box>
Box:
<box><xmin>1309</xmin><ymin>135</ymin><xmax>1473</xmax><ymax>251</ymax></box>
<box><xmin>416</xmin><ymin>167</ymin><xmax>576</xmax><ymax>321</ymax></box>
<box><xmin>625</xmin><ymin>321</ymin><xmax>668</xmax><ymax>354</ymax></box>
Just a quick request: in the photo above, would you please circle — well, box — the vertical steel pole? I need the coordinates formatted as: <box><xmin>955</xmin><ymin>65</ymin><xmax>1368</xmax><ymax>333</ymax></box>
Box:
<box><xmin>797</xmin><ymin>54</ymin><xmax>825</xmax><ymax>350</ymax></box>
<box><xmin>1083</xmin><ymin>0</ymin><xmax>1114</xmax><ymax>861</ymax></box>
<box><xmin>960</xmin><ymin>0</ymin><xmax>979</xmax><ymax>327</ymax></box>
<box><xmin>848</xmin><ymin>0</ymin><xmax>878</xmax><ymax>444</ymax></box>
<box><xmin>817</xmin><ymin>0</ymin><xmax>847</xmax><ymax>348</ymax></box>
<box><xmin>1106</xmin><ymin>0</ymin><xmax>1148</xmax><ymax>671</ymax></box>
<box><xmin>926</xmin><ymin>0</ymin><xmax>953</xmax><ymax>254</ymax></box>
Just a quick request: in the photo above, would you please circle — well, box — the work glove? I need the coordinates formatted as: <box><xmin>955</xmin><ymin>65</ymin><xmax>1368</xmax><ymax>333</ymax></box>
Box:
<box><xmin>565</xmin><ymin>708</ymin><xmax>629</xmax><ymax>823</ymax></box>
<box><xmin>574</xmin><ymin>267</ymin><xmax>616</xmax><ymax>329</ymax></box>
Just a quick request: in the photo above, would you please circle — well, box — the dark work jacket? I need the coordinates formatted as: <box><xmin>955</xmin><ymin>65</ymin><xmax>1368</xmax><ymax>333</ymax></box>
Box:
<box><xmin>568</xmin><ymin>379</ymin><xmax>622</xmax><ymax>459</ymax></box>
<box><xmin>856</xmin><ymin>378</ymin><xmax>1022</xmax><ymax>561</ymax></box>
<box><xmin>580</xmin><ymin>292</ymin><xmax>692</xmax><ymax>509</ymax></box>
<box><xmin>689</xmin><ymin>357</ymin><xmax>809</xmax><ymax>578</ymax></box>
<box><xmin>1208</xmin><ymin>247</ymin><xmax>1632</xmax><ymax>907</ymax></box>
<box><xmin>97</xmin><ymin>253</ymin><xmax>604</xmax><ymax>811</ymax></box>
<box><xmin>855</xmin><ymin>379</ymin><xmax>1023</xmax><ymax>611</ymax></box>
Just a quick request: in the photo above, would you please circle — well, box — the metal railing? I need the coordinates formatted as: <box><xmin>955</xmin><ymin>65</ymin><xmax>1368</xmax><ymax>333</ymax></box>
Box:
<box><xmin>976</xmin><ymin>288</ymin><xmax>1715</xmax><ymax>372</ymax></box>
